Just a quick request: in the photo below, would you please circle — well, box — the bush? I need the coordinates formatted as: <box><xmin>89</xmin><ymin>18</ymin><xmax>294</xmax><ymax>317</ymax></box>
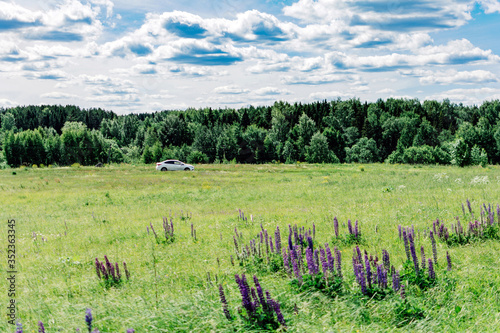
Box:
<box><xmin>401</xmin><ymin>145</ymin><xmax>435</xmax><ymax>164</ymax></box>
<box><xmin>345</xmin><ymin>137</ymin><xmax>379</xmax><ymax>163</ymax></box>
<box><xmin>187</xmin><ymin>150</ymin><xmax>209</xmax><ymax>164</ymax></box>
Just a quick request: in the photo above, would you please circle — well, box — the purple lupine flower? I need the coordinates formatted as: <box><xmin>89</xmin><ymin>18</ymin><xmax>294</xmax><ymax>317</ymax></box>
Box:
<box><xmin>402</xmin><ymin>229</ymin><xmax>410</xmax><ymax>261</ymax></box>
<box><xmin>466</xmin><ymin>199</ymin><xmax>472</xmax><ymax>214</ymax></box>
<box><xmin>16</xmin><ymin>321</ymin><xmax>23</xmax><ymax>333</ymax></box>
<box><xmin>115</xmin><ymin>262</ymin><xmax>121</xmax><ymax>280</ymax></box>
<box><xmin>127</xmin><ymin>330</ymin><xmax>135</xmax><ymax>333</ymax></box>
<box><xmin>288</xmin><ymin>229</ymin><xmax>293</xmax><ymax>251</ymax></box>
<box><xmin>382</xmin><ymin>249</ymin><xmax>390</xmax><ymax>272</ymax></box>
<box><xmin>357</xmin><ymin>263</ymin><xmax>367</xmax><ymax>294</ymax></box>
<box><xmin>219</xmin><ymin>284</ymin><xmax>232</xmax><ymax>320</ymax></box>
<box><xmin>271</xmin><ymin>296</ymin><xmax>286</xmax><ymax>326</ymax></box>
<box><xmin>270</xmin><ymin>236</ymin><xmax>274</xmax><ymax>253</ymax></box>
<box><xmin>420</xmin><ymin>246</ymin><xmax>426</xmax><ymax>271</ymax></box>
<box><xmin>283</xmin><ymin>249</ymin><xmax>290</xmax><ymax>274</ymax></box>
<box><xmin>447</xmin><ymin>251</ymin><xmax>452</xmax><ymax>271</ymax></box>
<box><xmin>307</xmin><ymin>236</ymin><xmax>314</xmax><ymax>251</ymax></box>
<box><xmin>123</xmin><ymin>262</ymin><xmax>130</xmax><ymax>280</ymax></box>
<box><xmin>462</xmin><ymin>203</ymin><xmax>466</xmax><ymax>216</ymax></box>
<box><xmin>428</xmin><ymin>259</ymin><xmax>436</xmax><ymax>280</ymax></box>
<box><xmin>348</xmin><ymin>219</ymin><xmax>353</xmax><ymax>235</ymax></box>
<box><xmin>85</xmin><ymin>308</ymin><xmax>93</xmax><ymax>333</ymax></box>
<box><xmin>364</xmin><ymin>254</ymin><xmax>372</xmax><ymax>288</ymax></box>
<box><xmin>430</xmin><ymin>231</ymin><xmax>438</xmax><ymax>265</ymax></box>
<box><xmin>354</xmin><ymin>220</ymin><xmax>359</xmax><ymax>238</ymax></box>
<box><xmin>313</xmin><ymin>223</ymin><xmax>316</xmax><ymax>239</ymax></box>
<box><xmin>233</xmin><ymin>236</ymin><xmax>240</xmax><ymax>255</ymax></box>
<box><xmin>392</xmin><ymin>270</ymin><xmax>400</xmax><ymax>292</ymax></box>
<box><xmin>265</xmin><ymin>230</ymin><xmax>269</xmax><ymax>255</ymax></box>
<box><xmin>314</xmin><ymin>249</ymin><xmax>320</xmax><ymax>271</ymax></box>
<box><xmin>38</xmin><ymin>321</ymin><xmax>45</xmax><ymax>333</ymax></box>
<box><xmin>253</xmin><ymin>276</ymin><xmax>268</xmax><ymax>312</ymax></box>
<box><xmin>377</xmin><ymin>265</ymin><xmax>387</xmax><ymax>289</ymax></box>
<box><xmin>149</xmin><ymin>223</ymin><xmax>158</xmax><ymax>239</ymax></box>
<box><xmin>305</xmin><ymin>247</ymin><xmax>317</xmax><ymax>275</ymax></box>
<box><xmin>398</xmin><ymin>225</ymin><xmax>402</xmax><ymax>240</ymax></box>
<box><xmin>334</xmin><ymin>217</ymin><xmax>339</xmax><ymax>238</ymax></box>
<box><xmin>355</xmin><ymin>246</ymin><xmax>362</xmax><ymax>264</ymax></box>
<box><xmin>95</xmin><ymin>258</ymin><xmax>101</xmax><ymax>279</ymax></box>
<box><xmin>497</xmin><ymin>204</ymin><xmax>500</xmax><ymax>224</ymax></box>
<box><xmin>335</xmin><ymin>247</ymin><xmax>342</xmax><ymax>278</ymax></box>
<box><xmin>291</xmin><ymin>255</ymin><xmax>302</xmax><ymax>284</ymax></box>
<box><xmin>320</xmin><ymin>248</ymin><xmax>327</xmax><ymax>268</ymax></box>
<box><xmin>236</xmin><ymin>274</ymin><xmax>254</xmax><ymax>317</ymax></box>
<box><xmin>408</xmin><ymin>233</ymin><xmax>419</xmax><ymax>274</ymax></box>
<box><xmin>275</xmin><ymin>226</ymin><xmax>282</xmax><ymax>255</ymax></box>
<box><xmin>325</xmin><ymin>243</ymin><xmax>335</xmax><ymax>274</ymax></box>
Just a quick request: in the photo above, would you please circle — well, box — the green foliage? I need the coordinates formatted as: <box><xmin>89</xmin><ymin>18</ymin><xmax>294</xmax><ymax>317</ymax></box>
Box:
<box><xmin>306</xmin><ymin>131</ymin><xmax>339</xmax><ymax>163</ymax></box>
<box><xmin>345</xmin><ymin>137</ymin><xmax>379</xmax><ymax>163</ymax></box>
<box><xmin>187</xmin><ymin>150</ymin><xmax>209</xmax><ymax>164</ymax></box>
<box><xmin>291</xmin><ymin>273</ymin><xmax>343</xmax><ymax>297</ymax></box>
<box><xmin>393</xmin><ymin>299</ymin><xmax>425</xmax><ymax>327</ymax></box>
<box><xmin>400</xmin><ymin>261</ymin><xmax>436</xmax><ymax>290</ymax></box>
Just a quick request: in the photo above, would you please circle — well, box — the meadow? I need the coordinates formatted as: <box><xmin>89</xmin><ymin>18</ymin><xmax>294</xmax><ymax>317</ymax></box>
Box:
<box><xmin>1</xmin><ymin>163</ymin><xmax>500</xmax><ymax>332</ymax></box>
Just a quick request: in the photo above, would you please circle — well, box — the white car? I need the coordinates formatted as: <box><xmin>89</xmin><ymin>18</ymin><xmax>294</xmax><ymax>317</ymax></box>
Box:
<box><xmin>156</xmin><ymin>159</ymin><xmax>194</xmax><ymax>171</ymax></box>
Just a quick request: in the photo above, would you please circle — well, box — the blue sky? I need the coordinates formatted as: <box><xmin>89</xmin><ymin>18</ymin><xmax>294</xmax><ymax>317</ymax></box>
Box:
<box><xmin>0</xmin><ymin>0</ymin><xmax>499</xmax><ymax>114</ymax></box>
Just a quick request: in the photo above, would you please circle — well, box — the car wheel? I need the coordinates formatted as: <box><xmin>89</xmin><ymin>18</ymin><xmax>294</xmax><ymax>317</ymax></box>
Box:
<box><xmin>184</xmin><ymin>168</ymin><xmax>190</xmax><ymax>171</ymax></box>
<box><xmin>161</xmin><ymin>167</ymin><xmax>167</xmax><ymax>171</ymax></box>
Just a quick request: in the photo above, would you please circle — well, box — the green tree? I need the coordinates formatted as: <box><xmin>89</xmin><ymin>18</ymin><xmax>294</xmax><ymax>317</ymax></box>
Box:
<box><xmin>306</xmin><ymin>131</ymin><xmax>339</xmax><ymax>163</ymax></box>
<box><xmin>345</xmin><ymin>137</ymin><xmax>379</xmax><ymax>163</ymax></box>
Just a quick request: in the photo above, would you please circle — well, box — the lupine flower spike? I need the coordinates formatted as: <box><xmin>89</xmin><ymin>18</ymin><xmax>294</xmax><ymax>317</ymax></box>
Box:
<box><xmin>38</xmin><ymin>321</ymin><xmax>46</xmax><ymax>333</ymax></box>
<box><xmin>85</xmin><ymin>308</ymin><xmax>93</xmax><ymax>333</ymax></box>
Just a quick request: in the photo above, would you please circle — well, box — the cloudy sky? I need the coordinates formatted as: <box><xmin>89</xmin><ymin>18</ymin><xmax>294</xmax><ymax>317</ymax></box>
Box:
<box><xmin>0</xmin><ymin>0</ymin><xmax>499</xmax><ymax>114</ymax></box>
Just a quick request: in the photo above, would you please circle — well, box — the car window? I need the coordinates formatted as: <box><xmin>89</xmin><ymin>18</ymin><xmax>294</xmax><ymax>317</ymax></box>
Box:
<box><xmin>166</xmin><ymin>161</ymin><xmax>175</xmax><ymax>164</ymax></box>
<box><xmin>174</xmin><ymin>161</ymin><xmax>182</xmax><ymax>165</ymax></box>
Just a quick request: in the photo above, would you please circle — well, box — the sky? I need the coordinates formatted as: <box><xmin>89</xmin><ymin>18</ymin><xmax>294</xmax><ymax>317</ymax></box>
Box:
<box><xmin>0</xmin><ymin>0</ymin><xmax>499</xmax><ymax>114</ymax></box>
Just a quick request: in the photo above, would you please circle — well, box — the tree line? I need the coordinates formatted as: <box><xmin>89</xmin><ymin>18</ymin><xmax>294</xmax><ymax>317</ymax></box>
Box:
<box><xmin>1</xmin><ymin>98</ymin><xmax>499</xmax><ymax>167</ymax></box>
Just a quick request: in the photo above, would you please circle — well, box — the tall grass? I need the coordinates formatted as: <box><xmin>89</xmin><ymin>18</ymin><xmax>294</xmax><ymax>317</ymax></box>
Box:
<box><xmin>1</xmin><ymin>163</ymin><xmax>499</xmax><ymax>331</ymax></box>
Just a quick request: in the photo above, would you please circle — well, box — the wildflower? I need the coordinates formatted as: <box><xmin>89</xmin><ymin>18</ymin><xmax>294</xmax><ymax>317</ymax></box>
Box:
<box><xmin>356</xmin><ymin>263</ymin><xmax>367</xmax><ymax>294</ymax></box>
<box><xmin>38</xmin><ymin>321</ymin><xmax>46</xmax><ymax>333</ymax></box>
<box><xmin>408</xmin><ymin>233</ymin><xmax>419</xmax><ymax>274</ymax></box>
<box><xmin>127</xmin><ymin>330</ymin><xmax>135</xmax><ymax>333</ymax></box>
<box><xmin>354</xmin><ymin>220</ymin><xmax>359</xmax><ymax>238</ymax></box>
<box><xmin>235</xmin><ymin>274</ymin><xmax>254</xmax><ymax>317</ymax></box>
<box><xmin>275</xmin><ymin>226</ymin><xmax>282</xmax><ymax>254</ymax></box>
<box><xmin>382</xmin><ymin>249</ymin><xmax>390</xmax><ymax>272</ymax></box>
<box><xmin>291</xmin><ymin>254</ymin><xmax>302</xmax><ymax>284</ymax></box>
<box><xmin>85</xmin><ymin>308</ymin><xmax>93</xmax><ymax>333</ymax></box>
<box><xmin>325</xmin><ymin>243</ymin><xmax>335</xmax><ymax>274</ymax></box>
<box><xmin>402</xmin><ymin>229</ymin><xmax>410</xmax><ymax>261</ymax></box>
<box><xmin>16</xmin><ymin>321</ymin><xmax>23</xmax><ymax>333</ymax></box>
<box><xmin>335</xmin><ymin>247</ymin><xmax>342</xmax><ymax>279</ymax></box>
<box><xmin>420</xmin><ymin>246</ymin><xmax>426</xmax><ymax>271</ymax></box>
<box><xmin>429</xmin><ymin>230</ymin><xmax>438</xmax><ymax>265</ymax></box>
<box><xmin>334</xmin><ymin>217</ymin><xmax>339</xmax><ymax>238</ymax></box>
<box><xmin>305</xmin><ymin>247</ymin><xmax>317</xmax><ymax>275</ymax></box>
<box><xmin>219</xmin><ymin>284</ymin><xmax>232</xmax><ymax>320</ymax></box>
<box><xmin>348</xmin><ymin>219</ymin><xmax>353</xmax><ymax>235</ymax></box>
<box><xmin>364</xmin><ymin>254</ymin><xmax>372</xmax><ymax>289</ymax></box>
<box><xmin>447</xmin><ymin>252</ymin><xmax>452</xmax><ymax>271</ymax></box>
<box><xmin>392</xmin><ymin>270</ymin><xmax>400</xmax><ymax>292</ymax></box>
<box><xmin>428</xmin><ymin>259</ymin><xmax>436</xmax><ymax>280</ymax></box>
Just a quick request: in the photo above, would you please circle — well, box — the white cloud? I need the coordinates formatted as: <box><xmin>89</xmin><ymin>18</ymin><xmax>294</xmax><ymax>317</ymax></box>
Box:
<box><xmin>253</xmin><ymin>87</ymin><xmax>291</xmax><ymax>95</ymax></box>
<box><xmin>415</xmin><ymin>69</ymin><xmax>498</xmax><ymax>85</ymax></box>
<box><xmin>41</xmin><ymin>92</ymin><xmax>80</xmax><ymax>99</ymax></box>
<box><xmin>213</xmin><ymin>85</ymin><xmax>250</xmax><ymax>94</ymax></box>
<box><xmin>425</xmin><ymin>87</ymin><xmax>500</xmax><ymax>104</ymax></box>
<box><xmin>480</xmin><ymin>0</ymin><xmax>500</xmax><ymax>13</ymax></box>
<box><xmin>0</xmin><ymin>98</ymin><xmax>18</xmax><ymax>107</ymax></box>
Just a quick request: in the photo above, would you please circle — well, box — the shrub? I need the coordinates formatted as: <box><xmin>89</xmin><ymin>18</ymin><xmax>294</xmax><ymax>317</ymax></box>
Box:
<box><xmin>187</xmin><ymin>150</ymin><xmax>209</xmax><ymax>164</ymax></box>
<box><xmin>345</xmin><ymin>137</ymin><xmax>379</xmax><ymax>163</ymax></box>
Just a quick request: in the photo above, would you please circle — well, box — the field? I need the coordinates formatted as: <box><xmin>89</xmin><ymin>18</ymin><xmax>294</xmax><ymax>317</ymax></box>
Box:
<box><xmin>1</xmin><ymin>163</ymin><xmax>500</xmax><ymax>332</ymax></box>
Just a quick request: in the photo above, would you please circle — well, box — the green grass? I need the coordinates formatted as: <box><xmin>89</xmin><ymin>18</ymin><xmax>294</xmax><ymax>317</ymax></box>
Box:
<box><xmin>1</xmin><ymin>163</ymin><xmax>500</xmax><ymax>332</ymax></box>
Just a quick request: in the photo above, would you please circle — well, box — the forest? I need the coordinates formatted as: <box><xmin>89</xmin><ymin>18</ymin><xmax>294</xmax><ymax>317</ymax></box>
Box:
<box><xmin>1</xmin><ymin>98</ymin><xmax>499</xmax><ymax>167</ymax></box>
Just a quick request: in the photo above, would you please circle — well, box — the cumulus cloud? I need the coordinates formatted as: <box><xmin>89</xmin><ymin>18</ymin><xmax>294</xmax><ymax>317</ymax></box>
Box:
<box><xmin>213</xmin><ymin>85</ymin><xmax>250</xmax><ymax>94</ymax></box>
<box><xmin>412</xmin><ymin>69</ymin><xmax>498</xmax><ymax>85</ymax></box>
<box><xmin>253</xmin><ymin>87</ymin><xmax>291</xmax><ymax>95</ymax></box>
<box><xmin>425</xmin><ymin>87</ymin><xmax>500</xmax><ymax>104</ymax></box>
